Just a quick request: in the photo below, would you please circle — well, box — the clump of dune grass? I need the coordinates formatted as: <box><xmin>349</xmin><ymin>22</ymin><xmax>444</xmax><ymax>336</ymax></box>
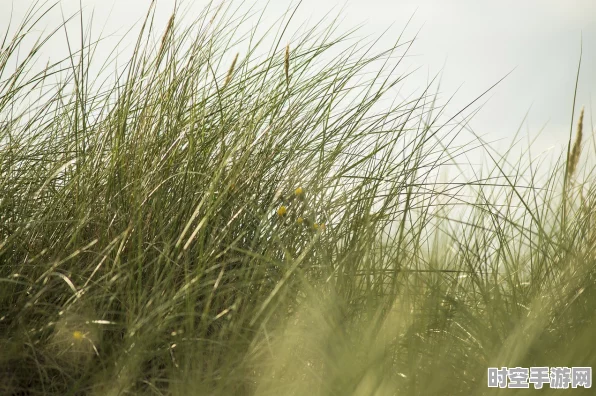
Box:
<box><xmin>0</xmin><ymin>1</ymin><xmax>595</xmax><ymax>395</ymax></box>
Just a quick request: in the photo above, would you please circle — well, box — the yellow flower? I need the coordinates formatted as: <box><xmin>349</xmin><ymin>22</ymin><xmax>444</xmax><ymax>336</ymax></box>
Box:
<box><xmin>296</xmin><ymin>217</ymin><xmax>304</xmax><ymax>224</ymax></box>
<box><xmin>277</xmin><ymin>205</ymin><xmax>287</xmax><ymax>217</ymax></box>
<box><xmin>320</xmin><ymin>223</ymin><xmax>326</xmax><ymax>231</ymax></box>
<box><xmin>313</xmin><ymin>223</ymin><xmax>319</xmax><ymax>230</ymax></box>
<box><xmin>72</xmin><ymin>331</ymin><xmax>84</xmax><ymax>341</ymax></box>
<box><xmin>294</xmin><ymin>186</ymin><xmax>304</xmax><ymax>196</ymax></box>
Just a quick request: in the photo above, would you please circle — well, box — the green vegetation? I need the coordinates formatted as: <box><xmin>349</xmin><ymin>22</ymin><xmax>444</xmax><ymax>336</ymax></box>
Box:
<box><xmin>1</xmin><ymin>1</ymin><xmax>594</xmax><ymax>394</ymax></box>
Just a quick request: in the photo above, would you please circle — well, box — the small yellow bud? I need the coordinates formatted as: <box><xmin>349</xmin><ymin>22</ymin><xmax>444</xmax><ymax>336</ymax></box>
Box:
<box><xmin>295</xmin><ymin>187</ymin><xmax>304</xmax><ymax>196</ymax></box>
<box><xmin>296</xmin><ymin>217</ymin><xmax>304</xmax><ymax>224</ymax></box>
<box><xmin>277</xmin><ymin>206</ymin><xmax>287</xmax><ymax>217</ymax></box>
<box><xmin>72</xmin><ymin>331</ymin><xmax>84</xmax><ymax>340</ymax></box>
<box><xmin>313</xmin><ymin>223</ymin><xmax>319</xmax><ymax>230</ymax></box>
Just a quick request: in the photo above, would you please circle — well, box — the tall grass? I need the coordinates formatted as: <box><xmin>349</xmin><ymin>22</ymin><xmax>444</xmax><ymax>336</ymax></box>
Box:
<box><xmin>0</xmin><ymin>1</ymin><xmax>594</xmax><ymax>395</ymax></box>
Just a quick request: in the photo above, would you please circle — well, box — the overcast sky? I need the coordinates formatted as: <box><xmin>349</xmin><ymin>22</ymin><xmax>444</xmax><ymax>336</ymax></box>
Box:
<box><xmin>2</xmin><ymin>0</ymin><xmax>595</xmax><ymax>158</ymax></box>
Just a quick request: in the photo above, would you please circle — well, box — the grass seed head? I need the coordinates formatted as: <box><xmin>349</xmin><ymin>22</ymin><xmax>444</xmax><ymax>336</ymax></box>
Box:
<box><xmin>158</xmin><ymin>14</ymin><xmax>175</xmax><ymax>59</ymax></box>
<box><xmin>284</xmin><ymin>44</ymin><xmax>290</xmax><ymax>84</ymax></box>
<box><xmin>224</xmin><ymin>53</ymin><xmax>239</xmax><ymax>87</ymax></box>
<box><xmin>568</xmin><ymin>106</ymin><xmax>585</xmax><ymax>181</ymax></box>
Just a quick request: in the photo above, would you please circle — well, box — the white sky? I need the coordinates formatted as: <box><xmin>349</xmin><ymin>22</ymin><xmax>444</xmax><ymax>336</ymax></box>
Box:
<box><xmin>1</xmin><ymin>0</ymin><xmax>595</xmax><ymax>159</ymax></box>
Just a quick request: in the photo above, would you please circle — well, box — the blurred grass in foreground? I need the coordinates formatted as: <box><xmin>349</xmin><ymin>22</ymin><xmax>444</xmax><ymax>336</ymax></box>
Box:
<box><xmin>0</xmin><ymin>1</ymin><xmax>594</xmax><ymax>395</ymax></box>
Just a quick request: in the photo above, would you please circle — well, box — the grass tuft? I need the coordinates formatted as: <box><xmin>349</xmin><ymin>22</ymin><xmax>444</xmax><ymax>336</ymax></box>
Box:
<box><xmin>0</xmin><ymin>1</ymin><xmax>594</xmax><ymax>395</ymax></box>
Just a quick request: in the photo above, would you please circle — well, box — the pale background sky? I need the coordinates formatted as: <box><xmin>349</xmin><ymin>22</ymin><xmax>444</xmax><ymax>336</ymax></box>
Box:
<box><xmin>1</xmin><ymin>0</ymin><xmax>595</xmax><ymax>160</ymax></box>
